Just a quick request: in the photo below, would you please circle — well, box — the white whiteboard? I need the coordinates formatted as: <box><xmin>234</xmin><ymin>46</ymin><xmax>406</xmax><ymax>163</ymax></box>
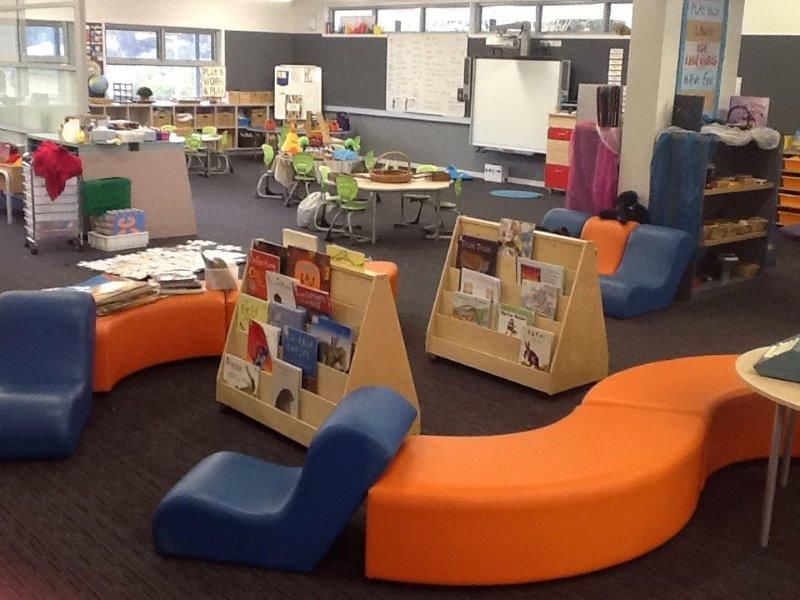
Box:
<box><xmin>386</xmin><ymin>34</ymin><xmax>467</xmax><ymax>119</ymax></box>
<box><xmin>470</xmin><ymin>59</ymin><xmax>563</xmax><ymax>154</ymax></box>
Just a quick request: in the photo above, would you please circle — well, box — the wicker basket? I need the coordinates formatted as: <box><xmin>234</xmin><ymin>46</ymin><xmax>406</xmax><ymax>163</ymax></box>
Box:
<box><xmin>370</xmin><ymin>151</ymin><xmax>412</xmax><ymax>184</ymax></box>
<box><xmin>748</xmin><ymin>216</ymin><xmax>769</xmax><ymax>232</ymax></box>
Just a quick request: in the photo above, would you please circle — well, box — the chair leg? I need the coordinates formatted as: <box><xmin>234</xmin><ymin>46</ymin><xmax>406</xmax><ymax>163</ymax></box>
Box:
<box><xmin>255</xmin><ymin>174</ymin><xmax>267</xmax><ymax>197</ymax></box>
<box><xmin>325</xmin><ymin>211</ymin><xmax>345</xmax><ymax>242</ymax></box>
<box><xmin>346</xmin><ymin>212</ymin><xmax>369</xmax><ymax>243</ymax></box>
<box><xmin>285</xmin><ymin>182</ymin><xmax>298</xmax><ymax>207</ymax></box>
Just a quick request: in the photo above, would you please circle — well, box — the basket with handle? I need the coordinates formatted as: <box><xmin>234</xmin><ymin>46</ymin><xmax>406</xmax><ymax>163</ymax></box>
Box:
<box><xmin>370</xmin><ymin>151</ymin><xmax>413</xmax><ymax>184</ymax></box>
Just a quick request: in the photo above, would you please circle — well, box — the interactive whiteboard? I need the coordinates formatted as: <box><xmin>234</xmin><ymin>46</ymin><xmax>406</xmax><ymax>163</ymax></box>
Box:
<box><xmin>386</xmin><ymin>33</ymin><xmax>467</xmax><ymax>119</ymax></box>
<box><xmin>470</xmin><ymin>59</ymin><xmax>564</xmax><ymax>154</ymax></box>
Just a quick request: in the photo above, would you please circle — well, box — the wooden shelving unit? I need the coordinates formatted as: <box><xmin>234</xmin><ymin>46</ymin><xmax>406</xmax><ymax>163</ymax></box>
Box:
<box><xmin>779</xmin><ymin>150</ymin><xmax>800</xmax><ymax>226</ymax></box>
<box><xmin>425</xmin><ymin>216</ymin><xmax>608</xmax><ymax>396</ymax></box>
<box><xmin>87</xmin><ymin>102</ymin><xmax>272</xmax><ymax>152</ymax></box>
<box><xmin>216</xmin><ymin>230</ymin><xmax>420</xmax><ymax>447</ymax></box>
<box><xmin>689</xmin><ymin>141</ymin><xmax>780</xmax><ymax>298</ymax></box>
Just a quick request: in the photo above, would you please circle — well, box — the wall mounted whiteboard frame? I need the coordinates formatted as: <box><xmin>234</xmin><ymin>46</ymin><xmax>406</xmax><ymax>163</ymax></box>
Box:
<box><xmin>469</xmin><ymin>58</ymin><xmax>564</xmax><ymax>155</ymax></box>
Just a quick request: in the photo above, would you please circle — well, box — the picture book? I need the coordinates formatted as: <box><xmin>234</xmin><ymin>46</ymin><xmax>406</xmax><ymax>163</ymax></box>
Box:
<box><xmin>268</xmin><ymin>303</ymin><xmax>307</xmax><ymax>334</ymax></box>
<box><xmin>221</xmin><ymin>353</ymin><xmax>260</xmax><ymax>396</ymax></box>
<box><xmin>309</xmin><ymin>317</ymin><xmax>353</xmax><ymax>373</ymax></box>
<box><xmin>236</xmin><ymin>294</ymin><xmax>269</xmax><ymax>333</ymax></box>
<box><xmin>270</xmin><ymin>358</ymin><xmax>301</xmax><ymax>417</ymax></box>
<box><xmin>326</xmin><ymin>244</ymin><xmax>366</xmax><ymax>271</ymax></box>
<box><xmin>266</xmin><ymin>271</ymin><xmax>298</xmax><ymax>307</ymax></box>
<box><xmin>456</xmin><ymin>235</ymin><xmax>499</xmax><ymax>276</ymax></box>
<box><xmin>728</xmin><ymin>96</ymin><xmax>770</xmax><ymax>128</ymax></box>
<box><xmin>252</xmin><ymin>238</ymin><xmax>287</xmax><ymax>273</ymax></box>
<box><xmin>496</xmin><ymin>304</ymin><xmax>533</xmax><ymax>339</ymax></box>
<box><xmin>519</xmin><ymin>326</ymin><xmax>555</xmax><ymax>371</ymax></box>
<box><xmin>287</xmin><ymin>246</ymin><xmax>332</xmax><ymax>292</ymax></box>
<box><xmin>282</xmin><ymin>228</ymin><xmax>319</xmax><ymax>252</ymax></box>
<box><xmin>499</xmin><ymin>218</ymin><xmax>535</xmax><ymax>258</ymax></box>
<box><xmin>294</xmin><ymin>284</ymin><xmax>333</xmax><ymax>317</ymax></box>
<box><xmin>244</xmin><ymin>248</ymin><xmax>280</xmax><ymax>300</ymax></box>
<box><xmin>459</xmin><ymin>268</ymin><xmax>502</xmax><ymax>303</ymax></box>
<box><xmin>247</xmin><ymin>320</ymin><xmax>280</xmax><ymax>372</ymax></box>
<box><xmin>451</xmin><ymin>291</ymin><xmax>492</xmax><ymax>328</ymax></box>
<box><xmin>283</xmin><ymin>326</ymin><xmax>319</xmax><ymax>392</ymax></box>
<box><xmin>517</xmin><ymin>258</ymin><xmax>565</xmax><ymax>291</ymax></box>
<box><xmin>520</xmin><ymin>281</ymin><xmax>559</xmax><ymax>320</ymax></box>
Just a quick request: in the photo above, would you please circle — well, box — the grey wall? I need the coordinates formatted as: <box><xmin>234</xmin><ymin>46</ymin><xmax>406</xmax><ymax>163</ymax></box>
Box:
<box><xmin>738</xmin><ymin>35</ymin><xmax>800</xmax><ymax>134</ymax></box>
<box><xmin>225</xmin><ymin>31</ymin><xmax>294</xmax><ymax>90</ymax></box>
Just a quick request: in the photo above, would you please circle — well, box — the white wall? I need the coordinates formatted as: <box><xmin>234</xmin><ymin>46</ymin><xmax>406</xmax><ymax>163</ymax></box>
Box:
<box><xmin>85</xmin><ymin>0</ymin><xmax>299</xmax><ymax>32</ymax></box>
<box><xmin>742</xmin><ymin>0</ymin><xmax>800</xmax><ymax>34</ymax></box>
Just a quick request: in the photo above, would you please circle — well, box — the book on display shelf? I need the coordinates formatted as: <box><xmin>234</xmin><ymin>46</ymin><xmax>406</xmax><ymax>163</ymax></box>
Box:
<box><xmin>451</xmin><ymin>291</ymin><xmax>493</xmax><ymax>328</ymax></box>
<box><xmin>456</xmin><ymin>234</ymin><xmax>499</xmax><ymax>276</ymax></box>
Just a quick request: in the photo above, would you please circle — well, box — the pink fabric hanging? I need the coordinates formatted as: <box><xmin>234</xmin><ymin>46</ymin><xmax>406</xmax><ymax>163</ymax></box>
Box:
<box><xmin>566</xmin><ymin>122</ymin><xmax>621</xmax><ymax>215</ymax></box>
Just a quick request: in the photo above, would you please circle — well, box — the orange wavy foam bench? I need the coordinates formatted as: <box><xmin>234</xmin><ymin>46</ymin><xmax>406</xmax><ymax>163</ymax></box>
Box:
<box><xmin>93</xmin><ymin>289</ymin><xmax>236</xmax><ymax>392</ymax></box>
<box><xmin>366</xmin><ymin>355</ymin><xmax>795</xmax><ymax>585</ymax></box>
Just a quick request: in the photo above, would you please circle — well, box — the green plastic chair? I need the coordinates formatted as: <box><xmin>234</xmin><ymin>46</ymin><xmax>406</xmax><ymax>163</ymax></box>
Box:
<box><xmin>287</xmin><ymin>153</ymin><xmax>317</xmax><ymax>206</ymax></box>
<box><xmin>325</xmin><ymin>174</ymin><xmax>369</xmax><ymax>243</ymax></box>
<box><xmin>198</xmin><ymin>125</ymin><xmax>232</xmax><ymax>175</ymax></box>
<box><xmin>185</xmin><ymin>134</ymin><xmax>205</xmax><ymax>174</ymax></box>
<box><xmin>400</xmin><ymin>164</ymin><xmax>440</xmax><ymax>226</ymax></box>
<box><xmin>255</xmin><ymin>144</ymin><xmax>281</xmax><ymax>200</ymax></box>
<box><xmin>363</xmin><ymin>150</ymin><xmax>376</xmax><ymax>171</ymax></box>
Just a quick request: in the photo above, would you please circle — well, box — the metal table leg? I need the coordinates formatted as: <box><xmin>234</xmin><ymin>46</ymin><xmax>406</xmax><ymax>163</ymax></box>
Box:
<box><xmin>781</xmin><ymin>409</ymin><xmax>797</xmax><ymax>488</ymax></box>
<box><xmin>425</xmin><ymin>191</ymin><xmax>442</xmax><ymax>240</ymax></box>
<box><xmin>370</xmin><ymin>191</ymin><xmax>377</xmax><ymax>244</ymax></box>
<box><xmin>761</xmin><ymin>404</ymin><xmax>787</xmax><ymax>547</ymax></box>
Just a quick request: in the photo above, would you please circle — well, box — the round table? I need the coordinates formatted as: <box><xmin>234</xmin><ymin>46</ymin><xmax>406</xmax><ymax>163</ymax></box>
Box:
<box><xmin>736</xmin><ymin>347</ymin><xmax>800</xmax><ymax>546</ymax></box>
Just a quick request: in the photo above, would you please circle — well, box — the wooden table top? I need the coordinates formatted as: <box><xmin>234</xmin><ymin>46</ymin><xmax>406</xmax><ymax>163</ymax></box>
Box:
<box><xmin>736</xmin><ymin>347</ymin><xmax>800</xmax><ymax>410</ymax></box>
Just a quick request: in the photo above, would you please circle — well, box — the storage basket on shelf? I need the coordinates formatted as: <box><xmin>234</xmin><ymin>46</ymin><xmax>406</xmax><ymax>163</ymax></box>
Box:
<box><xmin>370</xmin><ymin>151</ymin><xmax>412</xmax><ymax>184</ymax></box>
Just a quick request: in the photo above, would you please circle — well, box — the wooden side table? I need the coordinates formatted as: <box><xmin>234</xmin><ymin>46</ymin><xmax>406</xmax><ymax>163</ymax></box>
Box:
<box><xmin>736</xmin><ymin>347</ymin><xmax>800</xmax><ymax>546</ymax></box>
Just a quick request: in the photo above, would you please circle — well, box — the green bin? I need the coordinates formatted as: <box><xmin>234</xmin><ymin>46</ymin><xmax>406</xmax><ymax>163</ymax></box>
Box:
<box><xmin>81</xmin><ymin>177</ymin><xmax>131</xmax><ymax>217</ymax></box>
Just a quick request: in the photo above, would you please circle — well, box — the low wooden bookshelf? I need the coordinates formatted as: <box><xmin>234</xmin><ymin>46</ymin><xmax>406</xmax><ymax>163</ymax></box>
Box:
<box><xmin>425</xmin><ymin>216</ymin><xmax>608</xmax><ymax>396</ymax></box>
<box><xmin>216</xmin><ymin>232</ymin><xmax>420</xmax><ymax>446</ymax></box>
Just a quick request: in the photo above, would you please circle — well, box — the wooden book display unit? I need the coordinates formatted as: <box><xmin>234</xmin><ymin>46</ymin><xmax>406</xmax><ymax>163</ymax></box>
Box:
<box><xmin>426</xmin><ymin>216</ymin><xmax>608</xmax><ymax>395</ymax></box>
<box><xmin>216</xmin><ymin>230</ymin><xmax>420</xmax><ymax>446</ymax></box>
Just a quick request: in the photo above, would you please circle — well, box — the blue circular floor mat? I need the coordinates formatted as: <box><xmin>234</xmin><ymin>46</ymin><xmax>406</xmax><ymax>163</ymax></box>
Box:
<box><xmin>490</xmin><ymin>189</ymin><xmax>543</xmax><ymax>200</ymax></box>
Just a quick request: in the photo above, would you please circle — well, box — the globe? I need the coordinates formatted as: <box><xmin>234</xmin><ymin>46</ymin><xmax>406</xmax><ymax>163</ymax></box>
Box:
<box><xmin>88</xmin><ymin>74</ymin><xmax>109</xmax><ymax>98</ymax></box>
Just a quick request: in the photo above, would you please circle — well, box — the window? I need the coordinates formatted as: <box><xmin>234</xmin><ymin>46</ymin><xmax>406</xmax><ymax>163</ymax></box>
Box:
<box><xmin>609</xmin><ymin>2</ymin><xmax>633</xmax><ymax>32</ymax></box>
<box><xmin>480</xmin><ymin>5</ymin><xmax>537</xmax><ymax>32</ymax></box>
<box><xmin>333</xmin><ymin>9</ymin><xmax>374</xmax><ymax>33</ymax></box>
<box><xmin>377</xmin><ymin>7</ymin><xmax>422</xmax><ymax>32</ymax></box>
<box><xmin>541</xmin><ymin>3</ymin><xmax>606</xmax><ymax>33</ymax></box>
<box><xmin>425</xmin><ymin>6</ymin><xmax>470</xmax><ymax>32</ymax></box>
<box><xmin>104</xmin><ymin>26</ymin><xmax>219</xmax><ymax>99</ymax></box>
<box><xmin>106</xmin><ymin>28</ymin><xmax>157</xmax><ymax>60</ymax></box>
<box><xmin>25</xmin><ymin>23</ymin><xmax>66</xmax><ymax>57</ymax></box>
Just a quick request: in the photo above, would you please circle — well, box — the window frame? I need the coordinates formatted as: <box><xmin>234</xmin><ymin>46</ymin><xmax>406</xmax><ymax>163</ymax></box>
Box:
<box><xmin>376</xmin><ymin>6</ymin><xmax>423</xmax><ymax>33</ymax></box>
<box><xmin>477</xmin><ymin>1</ymin><xmax>633</xmax><ymax>34</ymax></box>
<box><xmin>422</xmin><ymin>5</ymin><xmax>471</xmax><ymax>33</ymax></box>
<box><xmin>104</xmin><ymin>24</ymin><xmax>219</xmax><ymax>67</ymax></box>
<box><xmin>20</xmin><ymin>19</ymin><xmax>71</xmax><ymax>64</ymax></box>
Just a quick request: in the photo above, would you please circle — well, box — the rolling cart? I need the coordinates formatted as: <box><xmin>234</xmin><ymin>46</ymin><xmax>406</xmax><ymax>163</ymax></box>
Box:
<box><xmin>22</xmin><ymin>158</ymin><xmax>82</xmax><ymax>255</ymax></box>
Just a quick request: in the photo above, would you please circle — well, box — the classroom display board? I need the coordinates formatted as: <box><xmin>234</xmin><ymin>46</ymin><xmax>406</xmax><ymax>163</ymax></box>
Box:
<box><xmin>470</xmin><ymin>59</ymin><xmax>563</xmax><ymax>155</ymax></box>
<box><xmin>274</xmin><ymin>65</ymin><xmax>323</xmax><ymax>120</ymax></box>
<box><xmin>217</xmin><ymin>230</ymin><xmax>420</xmax><ymax>447</ymax></box>
<box><xmin>386</xmin><ymin>33</ymin><xmax>467</xmax><ymax>118</ymax></box>
<box><xmin>676</xmin><ymin>0</ymin><xmax>729</xmax><ymax>117</ymax></box>
<box><xmin>426</xmin><ymin>216</ymin><xmax>608</xmax><ymax>395</ymax></box>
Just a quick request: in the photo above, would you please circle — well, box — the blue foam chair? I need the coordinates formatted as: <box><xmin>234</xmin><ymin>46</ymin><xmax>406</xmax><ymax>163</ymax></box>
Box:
<box><xmin>600</xmin><ymin>224</ymin><xmax>694</xmax><ymax>319</ymax></box>
<box><xmin>541</xmin><ymin>208</ymin><xmax>591</xmax><ymax>238</ymax></box>
<box><xmin>153</xmin><ymin>386</ymin><xmax>417</xmax><ymax>572</ymax></box>
<box><xmin>0</xmin><ymin>290</ymin><xmax>95</xmax><ymax>459</ymax></box>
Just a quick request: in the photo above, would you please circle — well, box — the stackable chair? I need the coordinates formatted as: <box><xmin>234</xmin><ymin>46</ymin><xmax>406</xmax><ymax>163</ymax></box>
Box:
<box><xmin>398</xmin><ymin>164</ymin><xmax>438</xmax><ymax>226</ymax></box>
<box><xmin>153</xmin><ymin>387</ymin><xmax>417</xmax><ymax>572</ymax></box>
<box><xmin>201</xmin><ymin>125</ymin><xmax>232</xmax><ymax>175</ymax></box>
<box><xmin>0</xmin><ymin>290</ymin><xmax>95</xmax><ymax>459</ymax></box>
<box><xmin>255</xmin><ymin>144</ymin><xmax>282</xmax><ymax>200</ymax></box>
<box><xmin>184</xmin><ymin>134</ymin><xmax>205</xmax><ymax>174</ymax></box>
<box><xmin>287</xmin><ymin>153</ymin><xmax>316</xmax><ymax>206</ymax></box>
<box><xmin>324</xmin><ymin>174</ymin><xmax>369</xmax><ymax>243</ymax></box>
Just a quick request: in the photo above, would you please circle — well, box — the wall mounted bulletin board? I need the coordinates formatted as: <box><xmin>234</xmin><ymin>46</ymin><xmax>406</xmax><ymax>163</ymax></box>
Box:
<box><xmin>675</xmin><ymin>0</ymin><xmax>729</xmax><ymax>117</ymax></box>
<box><xmin>385</xmin><ymin>33</ymin><xmax>468</xmax><ymax>118</ymax></box>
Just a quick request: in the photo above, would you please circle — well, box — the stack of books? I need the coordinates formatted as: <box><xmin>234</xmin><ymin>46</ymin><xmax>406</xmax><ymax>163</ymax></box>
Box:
<box><xmin>69</xmin><ymin>274</ymin><xmax>161</xmax><ymax>316</ymax></box>
<box><xmin>152</xmin><ymin>271</ymin><xmax>203</xmax><ymax>295</ymax></box>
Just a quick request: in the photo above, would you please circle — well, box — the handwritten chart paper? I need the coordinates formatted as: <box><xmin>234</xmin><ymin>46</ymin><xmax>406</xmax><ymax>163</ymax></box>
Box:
<box><xmin>386</xmin><ymin>34</ymin><xmax>467</xmax><ymax>118</ymax></box>
<box><xmin>676</xmin><ymin>0</ymin><xmax>729</xmax><ymax>117</ymax></box>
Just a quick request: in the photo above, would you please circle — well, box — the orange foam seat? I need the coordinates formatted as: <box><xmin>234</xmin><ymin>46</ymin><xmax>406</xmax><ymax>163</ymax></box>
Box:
<box><xmin>580</xmin><ymin>216</ymin><xmax>638</xmax><ymax>276</ymax></box>
<box><xmin>94</xmin><ymin>290</ymin><xmax>229</xmax><ymax>392</ymax></box>
<box><xmin>366</xmin><ymin>355</ymin><xmax>799</xmax><ymax>585</ymax></box>
<box><xmin>365</xmin><ymin>261</ymin><xmax>399</xmax><ymax>299</ymax></box>
<box><xmin>367</xmin><ymin>404</ymin><xmax>706</xmax><ymax>585</ymax></box>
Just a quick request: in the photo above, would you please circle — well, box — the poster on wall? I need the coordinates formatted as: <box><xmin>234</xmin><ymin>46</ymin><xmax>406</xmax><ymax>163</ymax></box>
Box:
<box><xmin>201</xmin><ymin>66</ymin><xmax>226</xmax><ymax>100</ymax></box>
<box><xmin>675</xmin><ymin>0</ymin><xmax>729</xmax><ymax>118</ymax></box>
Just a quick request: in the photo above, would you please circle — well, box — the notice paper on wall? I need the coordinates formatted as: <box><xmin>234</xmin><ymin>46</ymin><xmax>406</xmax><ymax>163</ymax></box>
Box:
<box><xmin>386</xmin><ymin>33</ymin><xmax>467</xmax><ymax>119</ymax></box>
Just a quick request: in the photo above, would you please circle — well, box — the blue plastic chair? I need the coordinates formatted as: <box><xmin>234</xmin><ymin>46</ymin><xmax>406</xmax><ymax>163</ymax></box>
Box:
<box><xmin>600</xmin><ymin>224</ymin><xmax>694</xmax><ymax>319</ymax></box>
<box><xmin>153</xmin><ymin>386</ymin><xmax>417</xmax><ymax>572</ymax></box>
<box><xmin>541</xmin><ymin>208</ymin><xmax>592</xmax><ymax>238</ymax></box>
<box><xmin>0</xmin><ymin>290</ymin><xmax>95</xmax><ymax>459</ymax></box>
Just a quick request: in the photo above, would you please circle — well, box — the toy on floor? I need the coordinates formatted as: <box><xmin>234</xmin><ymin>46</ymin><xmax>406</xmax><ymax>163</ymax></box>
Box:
<box><xmin>599</xmin><ymin>190</ymin><xmax>651</xmax><ymax>225</ymax></box>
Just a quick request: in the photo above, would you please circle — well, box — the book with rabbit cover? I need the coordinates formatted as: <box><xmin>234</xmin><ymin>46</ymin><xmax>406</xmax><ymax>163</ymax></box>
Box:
<box><xmin>519</xmin><ymin>326</ymin><xmax>555</xmax><ymax>371</ymax></box>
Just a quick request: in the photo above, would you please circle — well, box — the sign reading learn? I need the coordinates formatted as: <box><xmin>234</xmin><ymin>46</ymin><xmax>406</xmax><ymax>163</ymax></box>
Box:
<box><xmin>676</xmin><ymin>0</ymin><xmax>729</xmax><ymax>117</ymax></box>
